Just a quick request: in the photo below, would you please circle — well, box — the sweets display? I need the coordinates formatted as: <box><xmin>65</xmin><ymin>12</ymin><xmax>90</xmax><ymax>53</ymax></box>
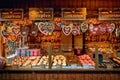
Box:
<box><xmin>7</xmin><ymin>52</ymin><xmax>97</xmax><ymax>69</ymax></box>
<box><xmin>11</xmin><ymin>56</ymin><xmax>41</xmax><ymax>66</ymax></box>
<box><xmin>78</xmin><ymin>54</ymin><xmax>95</xmax><ymax>66</ymax></box>
<box><xmin>37</xmin><ymin>55</ymin><xmax>49</xmax><ymax>66</ymax></box>
<box><xmin>99</xmin><ymin>58</ymin><xmax>120</xmax><ymax>68</ymax></box>
<box><xmin>112</xmin><ymin>57</ymin><xmax>120</xmax><ymax>64</ymax></box>
<box><xmin>52</xmin><ymin>55</ymin><xmax>66</xmax><ymax>66</ymax></box>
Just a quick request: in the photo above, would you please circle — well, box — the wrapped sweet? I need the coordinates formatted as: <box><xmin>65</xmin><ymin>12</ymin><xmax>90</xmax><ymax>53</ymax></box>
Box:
<box><xmin>78</xmin><ymin>54</ymin><xmax>95</xmax><ymax>66</ymax></box>
<box><xmin>52</xmin><ymin>55</ymin><xmax>66</xmax><ymax>66</ymax></box>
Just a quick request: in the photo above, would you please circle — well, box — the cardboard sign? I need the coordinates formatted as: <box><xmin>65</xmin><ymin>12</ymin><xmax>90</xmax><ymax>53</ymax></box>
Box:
<box><xmin>62</xmin><ymin>8</ymin><xmax>86</xmax><ymax>20</ymax></box>
<box><xmin>29</xmin><ymin>8</ymin><xmax>53</xmax><ymax>20</ymax></box>
<box><xmin>0</xmin><ymin>9</ymin><xmax>23</xmax><ymax>21</ymax></box>
<box><xmin>99</xmin><ymin>8</ymin><xmax>120</xmax><ymax>20</ymax></box>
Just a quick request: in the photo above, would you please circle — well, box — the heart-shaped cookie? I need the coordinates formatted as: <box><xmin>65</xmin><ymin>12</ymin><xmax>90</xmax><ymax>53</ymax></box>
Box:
<box><xmin>107</xmin><ymin>23</ymin><xmax>115</xmax><ymax>33</ymax></box>
<box><xmin>116</xmin><ymin>27</ymin><xmax>120</xmax><ymax>37</ymax></box>
<box><xmin>8</xmin><ymin>33</ymin><xmax>17</xmax><ymax>42</ymax></box>
<box><xmin>62</xmin><ymin>24</ymin><xmax>72</xmax><ymax>36</ymax></box>
<box><xmin>99</xmin><ymin>24</ymin><xmax>106</xmax><ymax>34</ymax></box>
<box><xmin>30</xmin><ymin>23</ymin><xmax>38</xmax><ymax>36</ymax></box>
<box><xmin>80</xmin><ymin>22</ymin><xmax>88</xmax><ymax>33</ymax></box>
<box><xmin>89</xmin><ymin>24</ymin><xmax>99</xmax><ymax>35</ymax></box>
<box><xmin>72</xmin><ymin>24</ymin><xmax>80</xmax><ymax>36</ymax></box>
<box><xmin>21</xmin><ymin>25</ymin><xmax>29</xmax><ymax>36</ymax></box>
<box><xmin>1</xmin><ymin>30</ymin><xmax>10</xmax><ymax>38</ymax></box>
<box><xmin>12</xmin><ymin>26</ymin><xmax>20</xmax><ymax>35</ymax></box>
<box><xmin>38</xmin><ymin>22</ymin><xmax>54</xmax><ymax>35</ymax></box>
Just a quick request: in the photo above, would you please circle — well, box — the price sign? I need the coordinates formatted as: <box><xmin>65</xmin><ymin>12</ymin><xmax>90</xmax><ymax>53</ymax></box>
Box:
<box><xmin>99</xmin><ymin>8</ymin><xmax>120</xmax><ymax>20</ymax></box>
<box><xmin>62</xmin><ymin>8</ymin><xmax>86</xmax><ymax>20</ymax></box>
<box><xmin>0</xmin><ymin>9</ymin><xmax>23</xmax><ymax>21</ymax></box>
<box><xmin>29</xmin><ymin>8</ymin><xmax>53</xmax><ymax>20</ymax></box>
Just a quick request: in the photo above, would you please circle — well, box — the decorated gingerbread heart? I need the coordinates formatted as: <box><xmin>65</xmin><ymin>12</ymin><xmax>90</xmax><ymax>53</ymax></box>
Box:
<box><xmin>72</xmin><ymin>24</ymin><xmax>80</xmax><ymax>36</ymax></box>
<box><xmin>21</xmin><ymin>25</ymin><xmax>29</xmax><ymax>36</ymax></box>
<box><xmin>89</xmin><ymin>24</ymin><xmax>99</xmax><ymax>35</ymax></box>
<box><xmin>11</xmin><ymin>25</ymin><xmax>20</xmax><ymax>35</ymax></box>
<box><xmin>98</xmin><ymin>23</ymin><xmax>107</xmax><ymax>34</ymax></box>
<box><xmin>107</xmin><ymin>23</ymin><xmax>115</xmax><ymax>33</ymax></box>
<box><xmin>62</xmin><ymin>24</ymin><xmax>72</xmax><ymax>36</ymax></box>
<box><xmin>8</xmin><ymin>33</ymin><xmax>17</xmax><ymax>42</ymax></box>
<box><xmin>30</xmin><ymin>23</ymin><xmax>38</xmax><ymax>36</ymax></box>
<box><xmin>80</xmin><ymin>22</ymin><xmax>88</xmax><ymax>33</ymax></box>
<box><xmin>116</xmin><ymin>26</ymin><xmax>120</xmax><ymax>37</ymax></box>
<box><xmin>1</xmin><ymin>30</ymin><xmax>10</xmax><ymax>39</ymax></box>
<box><xmin>38</xmin><ymin>22</ymin><xmax>54</xmax><ymax>35</ymax></box>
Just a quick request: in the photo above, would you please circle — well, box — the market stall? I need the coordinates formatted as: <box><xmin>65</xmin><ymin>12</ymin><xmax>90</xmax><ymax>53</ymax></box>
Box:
<box><xmin>0</xmin><ymin>2</ymin><xmax>120</xmax><ymax>80</ymax></box>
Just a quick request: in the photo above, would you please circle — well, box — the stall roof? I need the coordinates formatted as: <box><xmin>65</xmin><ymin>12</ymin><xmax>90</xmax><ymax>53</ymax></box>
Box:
<box><xmin>0</xmin><ymin>0</ymin><xmax>120</xmax><ymax>9</ymax></box>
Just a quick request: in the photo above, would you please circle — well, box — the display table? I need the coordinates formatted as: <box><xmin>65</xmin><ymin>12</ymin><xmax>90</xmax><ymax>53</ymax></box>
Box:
<box><xmin>0</xmin><ymin>68</ymin><xmax>120</xmax><ymax>80</ymax></box>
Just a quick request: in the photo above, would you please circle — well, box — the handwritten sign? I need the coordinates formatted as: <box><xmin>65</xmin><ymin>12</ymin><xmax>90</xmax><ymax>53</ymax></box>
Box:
<box><xmin>29</xmin><ymin>8</ymin><xmax>53</xmax><ymax>20</ymax></box>
<box><xmin>62</xmin><ymin>8</ymin><xmax>86</xmax><ymax>20</ymax></box>
<box><xmin>99</xmin><ymin>8</ymin><xmax>120</xmax><ymax>20</ymax></box>
<box><xmin>0</xmin><ymin>9</ymin><xmax>23</xmax><ymax>21</ymax></box>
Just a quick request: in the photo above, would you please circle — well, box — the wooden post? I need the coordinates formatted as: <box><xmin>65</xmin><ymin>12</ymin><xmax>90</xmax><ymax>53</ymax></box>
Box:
<box><xmin>95</xmin><ymin>45</ymin><xmax>99</xmax><ymax>69</ymax></box>
<box><xmin>0</xmin><ymin>35</ymin><xmax>2</xmax><ymax>56</ymax></box>
<box><xmin>48</xmin><ymin>45</ymin><xmax>52</xmax><ymax>69</ymax></box>
<box><xmin>72</xmin><ymin>34</ymin><xmax>74</xmax><ymax>49</ymax></box>
<box><xmin>82</xmin><ymin>33</ymin><xmax>86</xmax><ymax>52</ymax></box>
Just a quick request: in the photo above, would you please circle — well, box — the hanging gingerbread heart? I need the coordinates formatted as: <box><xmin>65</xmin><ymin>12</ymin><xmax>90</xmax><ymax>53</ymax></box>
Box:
<box><xmin>72</xmin><ymin>24</ymin><xmax>80</xmax><ymax>36</ymax></box>
<box><xmin>80</xmin><ymin>22</ymin><xmax>88</xmax><ymax>33</ymax></box>
<box><xmin>1</xmin><ymin>30</ymin><xmax>10</xmax><ymax>39</ymax></box>
<box><xmin>21</xmin><ymin>25</ymin><xmax>29</xmax><ymax>37</ymax></box>
<box><xmin>11</xmin><ymin>25</ymin><xmax>20</xmax><ymax>35</ymax></box>
<box><xmin>107</xmin><ymin>23</ymin><xmax>115</xmax><ymax>33</ymax></box>
<box><xmin>62</xmin><ymin>24</ymin><xmax>72</xmax><ymax>36</ymax></box>
<box><xmin>116</xmin><ymin>26</ymin><xmax>120</xmax><ymax>37</ymax></box>
<box><xmin>38</xmin><ymin>22</ymin><xmax>48</xmax><ymax>35</ymax></box>
<box><xmin>30</xmin><ymin>23</ymin><xmax>38</xmax><ymax>36</ymax></box>
<box><xmin>55</xmin><ymin>22</ymin><xmax>62</xmax><ymax>27</ymax></box>
<box><xmin>38</xmin><ymin>22</ymin><xmax>54</xmax><ymax>35</ymax></box>
<box><xmin>99</xmin><ymin>24</ymin><xmax>107</xmax><ymax>34</ymax></box>
<box><xmin>47</xmin><ymin>22</ymin><xmax>55</xmax><ymax>34</ymax></box>
<box><xmin>89</xmin><ymin>24</ymin><xmax>99</xmax><ymax>35</ymax></box>
<box><xmin>8</xmin><ymin>33</ymin><xmax>17</xmax><ymax>42</ymax></box>
<box><xmin>1</xmin><ymin>24</ymin><xmax>11</xmax><ymax>39</ymax></box>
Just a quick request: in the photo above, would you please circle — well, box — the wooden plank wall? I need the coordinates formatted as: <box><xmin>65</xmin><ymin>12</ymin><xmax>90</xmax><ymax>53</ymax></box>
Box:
<box><xmin>0</xmin><ymin>71</ymin><xmax>120</xmax><ymax>80</ymax></box>
<box><xmin>0</xmin><ymin>0</ymin><xmax>120</xmax><ymax>10</ymax></box>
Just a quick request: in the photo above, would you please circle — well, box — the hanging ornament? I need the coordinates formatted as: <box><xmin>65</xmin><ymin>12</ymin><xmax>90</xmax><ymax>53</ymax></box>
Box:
<box><xmin>1</xmin><ymin>30</ymin><xmax>10</xmax><ymax>39</ymax></box>
<box><xmin>56</xmin><ymin>22</ymin><xmax>62</xmax><ymax>27</ymax></box>
<box><xmin>38</xmin><ymin>22</ymin><xmax>48</xmax><ymax>35</ymax></box>
<box><xmin>54</xmin><ymin>17</ymin><xmax>62</xmax><ymax>27</ymax></box>
<box><xmin>47</xmin><ymin>22</ymin><xmax>55</xmax><ymax>35</ymax></box>
<box><xmin>72</xmin><ymin>23</ymin><xmax>80</xmax><ymax>36</ymax></box>
<box><xmin>98</xmin><ymin>23</ymin><xmax>107</xmax><ymax>34</ymax></box>
<box><xmin>62</xmin><ymin>24</ymin><xmax>72</xmax><ymax>36</ymax></box>
<box><xmin>107</xmin><ymin>23</ymin><xmax>115</xmax><ymax>33</ymax></box>
<box><xmin>38</xmin><ymin>22</ymin><xmax>54</xmax><ymax>35</ymax></box>
<box><xmin>8</xmin><ymin>33</ymin><xmax>17</xmax><ymax>42</ymax></box>
<box><xmin>116</xmin><ymin>26</ymin><xmax>120</xmax><ymax>37</ymax></box>
<box><xmin>1</xmin><ymin>23</ymin><xmax>19</xmax><ymax>42</ymax></box>
<box><xmin>89</xmin><ymin>24</ymin><xmax>99</xmax><ymax>35</ymax></box>
<box><xmin>80</xmin><ymin>22</ymin><xmax>88</xmax><ymax>33</ymax></box>
<box><xmin>21</xmin><ymin>25</ymin><xmax>29</xmax><ymax>37</ymax></box>
<box><xmin>30</xmin><ymin>23</ymin><xmax>38</xmax><ymax>36</ymax></box>
<box><xmin>11</xmin><ymin>24</ymin><xmax>20</xmax><ymax>35</ymax></box>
